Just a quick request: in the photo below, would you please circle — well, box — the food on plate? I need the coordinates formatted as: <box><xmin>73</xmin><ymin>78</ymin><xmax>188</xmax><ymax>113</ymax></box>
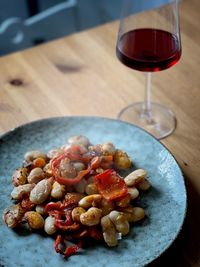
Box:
<box><xmin>2</xmin><ymin>135</ymin><xmax>151</xmax><ymax>258</ymax></box>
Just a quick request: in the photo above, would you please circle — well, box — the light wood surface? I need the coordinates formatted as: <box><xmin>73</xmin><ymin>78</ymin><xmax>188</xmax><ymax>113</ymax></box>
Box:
<box><xmin>0</xmin><ymin>0</ymin><xmax>199</xmax><ymax>266</ymax></box>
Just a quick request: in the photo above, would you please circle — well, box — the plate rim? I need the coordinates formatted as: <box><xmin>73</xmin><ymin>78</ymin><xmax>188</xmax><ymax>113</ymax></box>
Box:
<box><xmin>0</xmin><ymin>115</ymin><xmax>187</xmax><ymax>266</ymax></box>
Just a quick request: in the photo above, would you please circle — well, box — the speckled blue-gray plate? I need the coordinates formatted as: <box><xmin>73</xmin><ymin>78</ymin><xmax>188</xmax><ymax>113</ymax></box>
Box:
<box><xmin>0</xmin><ymin>116</ymin><xmax>186</xmax><ymax>267</ymax></box>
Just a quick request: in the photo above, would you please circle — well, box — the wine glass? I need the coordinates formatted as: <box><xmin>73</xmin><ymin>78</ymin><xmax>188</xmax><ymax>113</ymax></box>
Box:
<box><xmin>116</xmin><ymin>0</ymin><xmax>181</xmax><ymax>139</ymax></box>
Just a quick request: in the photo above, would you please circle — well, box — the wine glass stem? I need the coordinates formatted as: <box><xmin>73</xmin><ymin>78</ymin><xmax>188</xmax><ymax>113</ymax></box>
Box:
<box><xmin>142</xmin><ymin>72</ymin><xmax>153</xmax><ymax>124</ymax></box>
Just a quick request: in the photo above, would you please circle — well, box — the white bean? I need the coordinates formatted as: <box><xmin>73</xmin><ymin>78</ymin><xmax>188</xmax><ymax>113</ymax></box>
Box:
<box><xmin>114</xmin><ymin>149</ymin><xmax>132</xmax><ymax>169</ymax></box>
<box><xmin>68</xmin><ymin>135</ymin><xmax>90</xmax><ymax>147</ymax></box>
<box><xmin>85</xmin><ymin>183</ymin><xmax>99</xmax><ymax>195</ymax></box>
<box><xmin>78</xmin><ymin>194</ymin><xmax>102</xmax><ymax>209</ymax></box>
<box><xmin>72</xmin><ymin>207</ymin><xmax>86</xmax><ymax>222</ymax></box>
<box><xmin>12</xmin><ymin>168</ymin><xmax>28</xmax><ymax>186</ymax></box>
<box><xmin>35</xmin><ymin>204</ymin><xmax>46</xmax><ymax>215</ymax></box>
<box><xmin>59</xmin><ymin>158</ymin><xmax>77</xmax><ymax>178</ymax></box>
<box><xmin>30</xmin><ymin>179</ymin><xmax>52</xmax><ymax>204</ymax></box>
<box><xmin>101</xmin><ymin>142</ymin><xmax>116</xmax><ymax>155</ymax></box>
<box><xmin>11</xmin><ymin>184</ymin><xmax>35</xmax><ymax>200</ymax></box>
<box><xmin>99</xmin><ymin>198</ymin><xmax>114</xmax><ymax>216</ymax></box>
<box><xmin>47</xmin><ymin>148</ymin><xmax>64</xmax><ymax>159</ymax></box>
<box><xmin>80</xmin><ymin>207</ymin><xmax>102</xmax><ymax>226</ymax></box>
<box><xmin>109</xmin><ymin>210</ymin><xmax>129</xmax><ymax>235</ymax></box>
<box><xmin>124</xmin><ymin>169</ymin><xmax>147</xmax><ymax>186</ymax></box>
<box><xmin>27</xmin><ymin>167</ymin><xmax>45</xmax><ymax>184</ymax></box>
<box><xmin>101</xmin><ymin>215</ymin><xmax>118</xmax><ymax>247</ymax></box>
<box><xmin>2</xmin><ymin>204</ymin><xmax>25</xmax><ymax>228</ymax></box>
<box><xmin>51</xmin><ymin>181</ymin><xmax>65</xmax><ymax>199</ymax></box>
<box><xmin>44</xmin><ymin>216</ymin><xmax>57</xmax><ymax>235</ymax></box>
<box><xmin>24</xmin><ymin>150</ymin><xmax>47</xmax><ymax>162</ymax></box>
<box><xmin>128</xmin><ymin>187</ymin><xmax>139</xmax><ymax>200</ymax></box>
<box><xmin>73</xmin><ymin>178</ymin><xmax>88</xmax><ymax>193</ymax></box>
<box><xmin>24</xmin><ymin>211</ymin><xmax>44</xmax><ymax>229</ymax></box>
<box><xmin>73</xmin><ymin>162</ymin><xmax>85</xmax><ymax>172</ymax></box>
<box><xmin>123</xmin><ymin>207</ymin><xmax>145</xmax><ymax>223</ymax></box>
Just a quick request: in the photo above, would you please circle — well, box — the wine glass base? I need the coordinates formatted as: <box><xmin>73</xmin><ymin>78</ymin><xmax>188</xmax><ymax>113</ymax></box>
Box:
<box><xmin>117</xmin><ymin>102</ymin><xmax>176</xmax><ymax>140</ymax></box>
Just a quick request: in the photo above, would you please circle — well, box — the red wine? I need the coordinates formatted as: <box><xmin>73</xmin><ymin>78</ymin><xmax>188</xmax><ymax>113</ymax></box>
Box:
<box><xmin>116</xmin><ymin>28</ymin><xmax>181</xmax><ymax>72</ymax></box>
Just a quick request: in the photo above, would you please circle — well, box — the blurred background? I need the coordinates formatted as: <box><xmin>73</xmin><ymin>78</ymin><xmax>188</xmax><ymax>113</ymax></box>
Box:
<box><xmin>0</xmin><ymin>0</ymin><xmax>124</xmax><ymax>56</ymax></box>
<box><xmin>0</xmin><ymin>0</ymin><xmax>172</xmax><ymax>56</ymax></box>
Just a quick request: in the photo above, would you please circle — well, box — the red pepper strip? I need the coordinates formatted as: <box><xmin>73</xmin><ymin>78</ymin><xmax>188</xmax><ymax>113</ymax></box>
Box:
<box><xmin>90</xmin><ymin>156</ymin><xmax>102</xmax><ymax>169</ymax></box>
<box><xmin>55</xmin><ymin>234</ymin><xmax>83</xmax><ymax>258</ymax></box>
<box><xmin>67</xmin><ymin>145</ymin><xmax>95</xmax><ymax>164</ymax></box>
<box><xmin>45</xmin><ymin>201</ymin><xmax>63</xmax><ymax>213</ymax></box>
<box><xmin>56</xmin><ymin>169</ymin><xmax>89</xmax><ymax>185</ymax></box>
<box><xmin>51</xmin><ymin>155</ymin><xmax>101</xmax><ymax>185</ymax></box>
<box><xmin>94</xmin><ymin>169</ymin><xmax>128</xmax><ymax>201</ymax></box>
<box><xmin>52</xmin><ymin>146</ymin><xmax>92</xmax><ymax>166</ymax></box>
<box><xmin>49</xmin><ymin>210</ymin><xmax>62</xmax><ymax>220</ymax></box>
<box><xmin>55</xmin><ymin>209</ymin><xmax>73</xmax><ymax>226</ymax></box>
<box><xmin>64</xmin><ymin>240</ymin><xmax>83</xmax><ymax>258</ymax></box>
<box><xmin>45</xmin><ymin>199</ymin><xmax>79</xmax><ymax>215</ymax></box>
<box><xmin>54</xmin><ymin>235</ymin><xmax>62</xmax><ymax>253</ymax></box>
<box><xmin>54</xmin><ymin>221</ymin><xmax>80</xmax><ymax>231</ymax></box>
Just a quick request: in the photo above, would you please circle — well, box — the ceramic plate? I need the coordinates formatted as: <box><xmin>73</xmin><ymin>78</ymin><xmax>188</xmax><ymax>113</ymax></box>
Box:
<box><xmin>0</xmin><ymin>116</ymin><xmax>186</xmax><ymax>267</ymax></box>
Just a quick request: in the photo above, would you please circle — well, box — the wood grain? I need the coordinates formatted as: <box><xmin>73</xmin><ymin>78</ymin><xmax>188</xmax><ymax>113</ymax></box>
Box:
<box><xmin>0</xmin><ymin>0</ymin><xmax>199</xmax><ymax>266</ymax></box>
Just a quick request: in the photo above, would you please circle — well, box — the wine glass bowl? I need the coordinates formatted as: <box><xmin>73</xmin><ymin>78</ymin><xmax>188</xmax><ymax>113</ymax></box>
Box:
<box><xmin>116</xmin><ymin>0</ymin><xmax>181</xmax><ymax>139</ymax></box>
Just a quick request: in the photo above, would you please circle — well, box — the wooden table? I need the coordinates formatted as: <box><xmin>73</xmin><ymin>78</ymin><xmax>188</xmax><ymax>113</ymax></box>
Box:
<box><xmin>0</xmin><ymin>0</ymin><xmax>199</xmax><ymax>266</ymax></box>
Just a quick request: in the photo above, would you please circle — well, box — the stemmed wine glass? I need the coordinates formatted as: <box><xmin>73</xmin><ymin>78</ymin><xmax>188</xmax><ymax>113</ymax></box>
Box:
<box><xmin>116</xmin><ymin>0</ymin><xmax>181</xmax><ymax>139</ymax></box>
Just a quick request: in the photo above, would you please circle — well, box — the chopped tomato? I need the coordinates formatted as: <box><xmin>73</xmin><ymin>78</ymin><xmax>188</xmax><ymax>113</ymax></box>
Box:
<box><xmin>94</xmin><ymin>169</ymin><xmax>128</xmax><ymax>200</ymax></box>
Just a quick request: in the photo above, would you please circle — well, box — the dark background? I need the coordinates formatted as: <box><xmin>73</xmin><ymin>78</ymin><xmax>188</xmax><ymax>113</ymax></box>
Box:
<box><xmin>0</xmin><ymin>0</ymin><xmax>170</xmax><ymax>56</ymax></box>
<box><xmin>0</xmin><ymin>0</ymin><xmax>123</xmax><ymax>55</ymax></box>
